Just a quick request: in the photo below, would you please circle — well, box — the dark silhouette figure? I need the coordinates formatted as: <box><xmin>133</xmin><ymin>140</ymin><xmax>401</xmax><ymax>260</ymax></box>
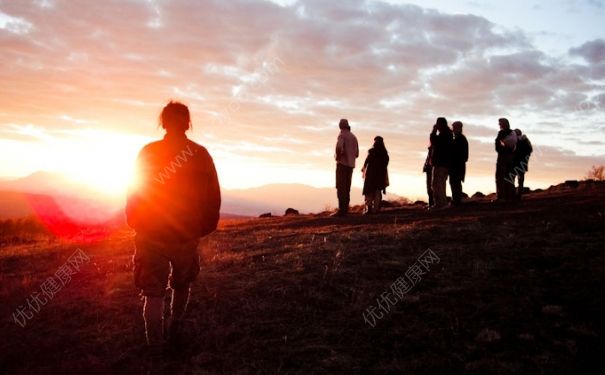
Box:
<box><xmin>430</xmin><ymin>117</ymin><xmax>453</xmax><ymax>209</ymax></box>
<box><xmin>362</xmin><ymin>136</ymin><xmax>389</xmax><ymax>214</ymax></box>
<box><xmin>513</xmin><ymin>128</ymin><xmax>533</xmax><ymax>199</ymax></box>
<box><xmin>126</xmin><ymin>101</ymin><xmax>221</xmax><ymax>364</ymax></box>
<box><xmin>333</xmin><ymin>119</ymin><xmax>359</xmax><ymax>216</ymax></box>
<box><xmin>495</xmin><ymin>118</ymin><xmax>517</xmax><ymax>201</ymax></box>
<box><xmin>423</xmin><ymin>144</ymin><xmax>434</xmax><ymax>207</ymax></box>
<box><xmin>449</xmin><ymin>121</ymin><xmax>469</xmax><ymax>205</ymax></box>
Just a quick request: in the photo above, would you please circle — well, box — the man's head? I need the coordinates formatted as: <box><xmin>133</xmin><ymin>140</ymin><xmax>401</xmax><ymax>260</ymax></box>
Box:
<box><xmin>514</xmin><ymin>128</ymin><xmax>522</xmax><ymax>136</ymax></box>
<box><xmin>339</xmin><ymin>118</ymin><xmax>350</xmax><ymax>130</ymax></box>
<box><xmin>499</xmin><ymin>118</ymin><xmax>510</xmax><ymax>130</ymax></box>
<box><xmin>160</xmin><ymin>101</ymin><xmax>191</xmax><ymax>133</ymax></box>
<box><xmin>452</xmin><ymin>121</ymin><xmax>463</xmax><ymax>134</ymax></box>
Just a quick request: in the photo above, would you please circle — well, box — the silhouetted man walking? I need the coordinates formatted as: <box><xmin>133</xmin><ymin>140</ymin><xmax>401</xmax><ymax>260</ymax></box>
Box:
<box><xmin>126</xmin><ymin>101</ymin><xmax>221</xmax><ymax>369</ymax></box>
<box><xmin>334</xmin><ymin>119</ymin><xmax>359</xmax><ymax>216</ymax></box>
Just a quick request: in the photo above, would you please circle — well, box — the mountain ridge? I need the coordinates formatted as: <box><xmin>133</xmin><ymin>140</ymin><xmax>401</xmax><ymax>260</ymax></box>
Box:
<box><xmin>0</xmin><ymin>171</ymin><xmax>386</xmax><ymax>219</ymax></box>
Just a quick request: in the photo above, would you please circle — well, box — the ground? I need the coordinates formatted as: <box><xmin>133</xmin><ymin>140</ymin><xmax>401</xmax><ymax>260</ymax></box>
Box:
<box><xmin>1</xmin><ymin>183</ymin><xmax>604</xmax><ymax>374</ymax></box>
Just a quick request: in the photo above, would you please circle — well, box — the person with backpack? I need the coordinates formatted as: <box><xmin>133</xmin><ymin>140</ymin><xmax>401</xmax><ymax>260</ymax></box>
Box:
<box><xmin>513</xmin><ymin>129</ymin><xmax>533</xmax><ymax>200</ymax></box>
<box><xmin>495</xmin><ymin>118</ymin><xmax>517</xmax><ymax>201</ymax></box>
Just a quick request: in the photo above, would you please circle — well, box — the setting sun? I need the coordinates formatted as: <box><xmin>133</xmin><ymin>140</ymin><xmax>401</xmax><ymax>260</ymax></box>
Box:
<box><xmin>62</xmin><ymin>154</ymin><xmax>133</xmax><ymax>197</ymax></box>
<box><xmin>6</xmin><ymin>126</ymin><xmax>147</xmax><ymax>197</ymax></box>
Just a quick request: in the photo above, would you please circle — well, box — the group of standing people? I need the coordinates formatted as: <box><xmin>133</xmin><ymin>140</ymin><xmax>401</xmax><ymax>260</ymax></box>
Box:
<box><xmin>495</xmin><ymin>118</ymin><xmax>533</xmax><ymax>201</ymax></box>
<box><xmin>423</xmin><ymin>117</ymin><xmax>469</xmax><ymax>210</ymax></box>
<box><xmin>335</xmin><ymin>116</ymin><xmax>533</xmax><ymax>215</ymax></box>
<box><xmin>422</xmin><ymin>117</ymin><xmax>533</xmax><ymax>208</ymax></box>
<box><xmin>333</xmin><ymin>119</ymin><xmax>390</xmax><ymax>216</ymax></box>
<box><xmin>423</xmin><ymin>117</ymin><xmax>468</xmax><ymax>209</ymax></box>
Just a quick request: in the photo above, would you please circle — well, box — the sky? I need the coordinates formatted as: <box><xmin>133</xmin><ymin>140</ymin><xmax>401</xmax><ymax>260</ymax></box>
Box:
<box><xmin>0</xmin><ymin>0</ymin><xmax>604</xmax><ymax>201</ymax></box>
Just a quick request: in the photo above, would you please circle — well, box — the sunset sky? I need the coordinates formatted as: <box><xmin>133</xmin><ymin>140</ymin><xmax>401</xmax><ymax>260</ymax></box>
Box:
<box><xmin>1</xmin><ymin>0</ymin><xmax>604</xmax><ymax>200</ymax></box>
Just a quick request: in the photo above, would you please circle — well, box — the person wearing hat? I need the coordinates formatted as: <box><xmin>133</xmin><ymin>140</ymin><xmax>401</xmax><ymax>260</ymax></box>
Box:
<box><xmin>333</xmin><ymin>118</ymin><xmax>359</xmax><ymax>216</ymax></box>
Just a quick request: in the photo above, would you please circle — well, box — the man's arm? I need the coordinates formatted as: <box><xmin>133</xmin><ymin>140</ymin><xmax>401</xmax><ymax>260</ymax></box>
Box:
<box><xmin>335</xmin><ymin>134</ymin><xmax>344</xmax><ymax>160</ymax></box>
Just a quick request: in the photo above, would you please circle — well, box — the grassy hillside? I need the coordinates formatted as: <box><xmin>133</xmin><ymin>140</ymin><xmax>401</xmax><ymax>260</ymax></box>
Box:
<box><xmin>1</xmin><ymin>182</ymin><xmax>604</xmax><ymax>374</ymax></box>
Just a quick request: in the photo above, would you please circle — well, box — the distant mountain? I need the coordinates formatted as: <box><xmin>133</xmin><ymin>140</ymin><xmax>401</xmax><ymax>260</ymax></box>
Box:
<box><xmin>223</xmin><ymin>183</ymin><xmax>393</xmax><ymax>216</ymax></box>
<box><xmin>0</xmin><ymin>191</ymin><xmax>40</xmax><ymax>219</ymax></box>
<box><xmin>0</xmin><ymin>190</ymin><xmax>122</xmax><ymax>223</ymax></box>
<box><xmin>0</xmin><ymin>171</ymin><xmax>98</xmax><ymax>199</ymax></box>
<box><xmin>0</xmin><ymin>172</ymin><xmax>123</xmax><ymax>222</ymax></box>
<box><xmin>0</xmin><ymin>171</ymin><xmax>400</xmax><ymax>219</ymax></box>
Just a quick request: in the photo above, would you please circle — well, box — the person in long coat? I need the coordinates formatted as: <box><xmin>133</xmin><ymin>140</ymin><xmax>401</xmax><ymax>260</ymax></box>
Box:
<box><xmin>449</xmin><ymin>121</ymin><xmax>469</xmax><ymax>205</ymax></box>
<box><xmin>362</xmin><ymin>136</ymin><xmax>389</xmax><ymax>214</ymax></box>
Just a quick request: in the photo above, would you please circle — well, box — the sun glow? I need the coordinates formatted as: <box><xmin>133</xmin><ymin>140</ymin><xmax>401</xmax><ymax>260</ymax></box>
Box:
<box><xmin>58</xmin><ymin>134</ymin><xmax>144</xmax><ymax>197</ymax></box>
<box><xmin>6</xmin><ymin>126</ymin><xmax>150</xmax><ymax>198</ymax></box>
<box><xmin>62</xmin><ymin>155</ymin><xmax>134</xmax><ymax>197</ymax></box>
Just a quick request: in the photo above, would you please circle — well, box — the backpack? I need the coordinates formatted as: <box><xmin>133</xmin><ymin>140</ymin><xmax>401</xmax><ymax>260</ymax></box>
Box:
<box><xmin>517</xmin><ymin>136</ymin><xmax>532</xmax><ymax>157</ymax></box>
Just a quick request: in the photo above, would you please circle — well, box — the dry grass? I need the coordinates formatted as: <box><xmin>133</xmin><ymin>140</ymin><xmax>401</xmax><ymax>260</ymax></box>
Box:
<box><xmin>1</xmin><ymin>183</ymin><xmax>605</xmax><ymax>374</ymax></box>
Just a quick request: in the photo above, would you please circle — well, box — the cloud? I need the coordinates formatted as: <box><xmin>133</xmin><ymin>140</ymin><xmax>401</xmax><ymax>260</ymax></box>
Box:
<box><xmin>0</xmin><ymin>10</ymin><xmax>33</xmax><ymax>35</ymax></box>
<box><xmin>570</xmin><ymin>38</ymin><xmax>605</xmax><ymax>64</ymax></box>
<box><xmin>0</xmin><ymin>0</ymin><xmax>603</xmax><ymax>196</ymax></box>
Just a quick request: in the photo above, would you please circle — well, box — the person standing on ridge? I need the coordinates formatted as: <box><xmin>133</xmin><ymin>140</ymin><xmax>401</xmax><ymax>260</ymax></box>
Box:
<box><xmin>449</xmin><ymin>121</ymin><xmax>469</xmax><ymax>206</ymax></box>
<box><xmin>429</xmin><ymin>117</ymin><xmax>453</xmax><ymax>209</ymax></box>
<box><xmin>333</xmin><ymin>118</ymin><xmax>359</xmax><ymax>216</ymax></box>
<box><xmin>423</xmin><ymin>141</ymin><xmax>434</xmax><ymax>207</ymax></box>
<box><xmin>126</xmin><ymin>101</ymin><xmax>221</xmax><ymax>369</ymax></box>
<box><xmin>495</xmin><ymin>118</ymin><xmax>517</xmax><ymax>202</ymax></box>
<box><xmin>513</xmin><ymin>128</ymin><xmax>533</xmax><ymax>200</ymax></box>
<box><xmin>362</xmin><ymin>136</ymin><xmax>390</xmax><ymax>214</ymax></box>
